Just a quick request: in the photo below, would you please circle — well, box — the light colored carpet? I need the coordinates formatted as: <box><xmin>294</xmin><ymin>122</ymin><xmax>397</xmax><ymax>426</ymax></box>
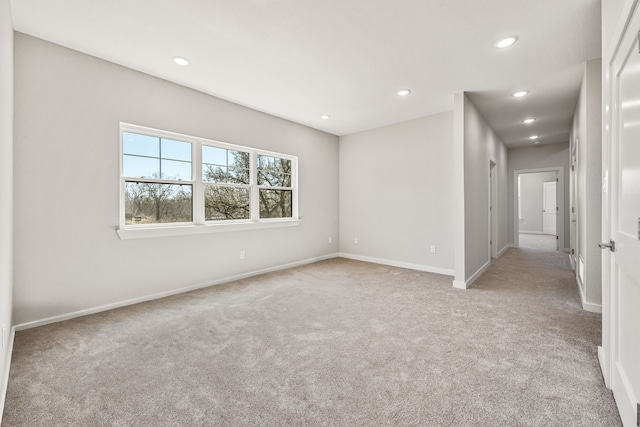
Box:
<box><xmin>3</xmin><ymin>249</ymin><xmax>621</xmax><ymax>426</ymax></box>
<box><xmin>519</xmin><ymin>233</ymin><xmax>557</xmax><ymax>251</ymax></box>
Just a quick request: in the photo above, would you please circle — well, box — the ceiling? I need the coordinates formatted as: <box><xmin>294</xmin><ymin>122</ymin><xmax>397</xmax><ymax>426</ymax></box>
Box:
<box><xmin>10</xmin><ymin>0</ymin><xmax>601</xmax><ymax>147</ymax></box>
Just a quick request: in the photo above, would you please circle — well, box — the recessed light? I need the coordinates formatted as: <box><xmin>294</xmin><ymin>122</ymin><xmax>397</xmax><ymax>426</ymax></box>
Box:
<box><xmin>512</xmin><ymin>91</ymin><xmax>529</xmax><ymax>98</ymax></box>
<box><xmin>397</xmin><ymin>89</ymin><xmax>411</xmax><ymax>96</ymax></box>
<box><xmin>495</xmin><ymin>36</ymin><xmax>518</xmax><ymax>49</ymax></box>
<box><xmin>172</xmin><ymin>56</ymin><xmax>189</xmax><ymax>66</ymax></box>
<box><xmin>522</xmin><ymin>118</ymin><xmax>536</xmax><ymax>124</ymax></box>
<box><xmin>320</xmin><ymin>115</ymin><xmax>331</xmax><ymax>120</ymax></box>
<box><xmin>534</xmin><ymin>141</ymin><xmax>541</xmax><ymax>145</ymax></box>
<box><xmin>528</xmin><ymin>135</ymin><xmax>539</xmax><ymax>140</ymax></box>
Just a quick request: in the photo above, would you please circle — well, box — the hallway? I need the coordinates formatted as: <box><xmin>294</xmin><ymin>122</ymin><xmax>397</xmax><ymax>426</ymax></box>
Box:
<box><xmin>472</xmin><ymin>243</ymin><xmax>621</xmax><ymax>425</ymax></box>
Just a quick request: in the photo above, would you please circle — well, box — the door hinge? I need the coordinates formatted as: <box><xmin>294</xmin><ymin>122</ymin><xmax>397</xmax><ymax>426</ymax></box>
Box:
<box><xmin>556</xmin><ymin>206</ymin><xmax>559</xmax><ymax>211</ymax></box>
<box><xmin>571</xmin><ymin>249</ymin><xmax>575</xmax><ymax>255</ymax></box>
<box><xmin>636</xmin><ymin>402</ymin><xmax>639</xmax><ymax>427</ymax></box>
<box><xmin>556</xmin><ymin>235</ymin><xmax>559</xmax><ymax>240</ymax></box>
<box><xmin>556</xmin><ymin>178</ymin><xmax>559</xmax><ymax>182</ymax></box>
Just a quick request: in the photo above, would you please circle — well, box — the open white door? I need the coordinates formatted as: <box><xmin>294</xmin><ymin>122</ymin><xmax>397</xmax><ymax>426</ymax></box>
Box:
<box><xmin>542</xmin><ymin>181</ymin><xmax>557</xmax><ymax>236</ymax></box>
<box><xmin>604</xmin><ymin>5</ymin><xmax>640</xmax><ymax>425</ymax></box>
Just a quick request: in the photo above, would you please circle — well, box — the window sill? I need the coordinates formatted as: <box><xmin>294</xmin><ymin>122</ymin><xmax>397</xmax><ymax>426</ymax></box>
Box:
<box><xmin>117</xmin><ymin>219</ymin><xmax>300</xmax><ymax>240</ymax></box>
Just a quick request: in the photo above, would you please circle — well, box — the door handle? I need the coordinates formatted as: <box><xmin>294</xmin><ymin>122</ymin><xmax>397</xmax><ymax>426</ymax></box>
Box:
<box><xmin>598</xmin><ymin>240</ymin><xmax>616</xmax><ymax>252</ymax></box>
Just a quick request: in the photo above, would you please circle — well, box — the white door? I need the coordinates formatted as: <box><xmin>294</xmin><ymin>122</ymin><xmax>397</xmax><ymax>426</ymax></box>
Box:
<box><xmin>605</xmin><ymin>6</ymin><xmax>640</xmax><ymax>425</ymax></box>
<box><xmin>542</xmin><ymin>181</ymin><xmax>557</xmax><ymax>235</ymax></box>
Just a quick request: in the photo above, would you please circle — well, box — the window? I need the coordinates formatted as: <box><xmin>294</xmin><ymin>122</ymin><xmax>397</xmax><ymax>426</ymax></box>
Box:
<box><xmin>122</xmin><ymin>132</ymin><xmax>193</xmax><ymax>225</ymax></box>
<box><xmin>202</xmin><ymin>146</ymin><xmax>251</xmax><ymax>221</ymax></box>
<box><xmin>257</xmin><ymin>155</ymin><xmax>293</xmax><ymax>219</ymax></box>
<box><xmin>119</xmin><ymin>123</ymin><xmax>298</xmax><ymax>238</ymax></box>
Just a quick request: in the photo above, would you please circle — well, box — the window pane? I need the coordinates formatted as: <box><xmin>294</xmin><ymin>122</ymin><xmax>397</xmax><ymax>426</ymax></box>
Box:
<box><xmin>204</xmin><ymin>186</ymin><xmax>250</xmax><ymax>221</ymax></box>
<box><xmin>258</xmin><ymin>155</ymin><xmax>291</xmax><ymax>187</ymax></box>
<box><xmin>123</xmin><ymin>155</ymin><xmax>160</xmax><ymax>178</ymax></box>
<box><xmin>202</xmin><ymin>145</ymin><xmax>227</xmax><ymax>166</ymax></box>
<box><xmin>123</xmin><ymin>132</ymin><xmax>159</xmax><ymax>157</ymax></box>
<box><xmin>229</xmin><ymin>150</ymin><xmax>250</xmax><ymax>168</ymax></box>
<box><xmin>161</xmin><ymin>138</ymin><xmax>191</xmax><ymax>161</ymax></box>
<box><xmin>259</xmin><ymin>189</ymin><xmax>292</xmax><ymax>218</ymax></box>
<box><xmin>124</xmin><ymin>182</ymin><xmax>192</xmax><ymax>224</ymax></box>
<box><xmin>161</xmin><ymin>159</ymin><xmax>192</xmax><ymax>180</ymax></box>
<box><xmin>203</xmin><ymin>165</ymin><xmax>227</xmax><ymax>183</ymax></box>
<box><xmin>228</xmin><ymin>166</ymin><xmax>249</xmax><ymax>185</ymax></box>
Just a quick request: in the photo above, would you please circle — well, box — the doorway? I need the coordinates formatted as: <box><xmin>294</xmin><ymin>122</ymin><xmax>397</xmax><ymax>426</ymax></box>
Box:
<box><xmin>514</xmin><ymin>167</ymin><xmax>564</xmax><ymax>251</ymax></box>
<box><xmin>489</xmin><ymin>161</ymin><xmax>497</xmax><ymax>258</ymax></box>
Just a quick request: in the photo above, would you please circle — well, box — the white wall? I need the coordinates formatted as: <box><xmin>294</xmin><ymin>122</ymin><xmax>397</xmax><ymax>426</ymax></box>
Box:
<box><xmin>507</xmin><ymin>144</ymin><xmax>570</xmax><ymax>245</ymax></box>
<box><xmin>570</xmin><ymin>58</ymin><xmax>602</xmax><ymax>310</ymax></box>
<box><xmin>338</xmin><ymin>112</ymin><xmax>454</xmax><ymax>275</ymax></box>
<box><xmin>0</xmin><ymin>0</ymin><xmax>13</xmax><ymax>415</ymax></box>
<box><xmin>13</xmin><ymin>33</ymin><xmax>339</xmax><ymax>326</ymax></box>
<box><xmin>519</xmin><ymin>172</ymin><xmax>557</xmax><ymax>234</ymax></box>
<box><xmin>454</xmin><ymin>93</ymin><xmax>509</xmax><ymax>288</ymax></box>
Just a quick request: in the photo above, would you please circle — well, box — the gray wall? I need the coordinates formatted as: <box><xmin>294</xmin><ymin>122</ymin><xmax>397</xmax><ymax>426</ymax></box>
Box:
<box><xmin>13</xmin><ymin>33</ymin><xmax>339</xmax><ymax>326</ymax></box>
<box><xmin>338</xmin><ymin>113</ymin><xmax>454</xmax><ymax>274</ymax></box>
<box><xmin>519</xmin><ymin>171</ymin><xmax>558</xmax><ymax>234</ymax></box>
<box><xmin>0</xmin><ymin>0</ymin><xmax>13</xmax><ymax>412</ymax></box>
<box><xmin>508</xmin><ymin>143</ymin><xmax>570</xmax><ymax>246</ymax></box>
<box><xmin>454</xmin><ymin>93</ymin><xmax>509</xmax><ymax>287</ymax></box>
<box><xmin>570</xmin><ymin>58</ymin><xmax>602</xmax><ymax>309</ymax></box>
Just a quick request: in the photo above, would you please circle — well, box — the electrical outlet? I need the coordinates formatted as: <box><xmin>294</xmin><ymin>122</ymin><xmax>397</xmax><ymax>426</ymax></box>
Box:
<box><xmin>430</xmin><ymin>245</ymin><xmax>437</xmax><ymax>254</ymax></box>
<box><xmin>239</xmin><ymin>250</ymin><xmax>245</xmax><ymax>260</ymax></box>
<box><xmin>353</xmin><ymin>237</ymin><xmax>358</xmax><ymax>245</ymax></box>
<box><xmin>328</xmin><ymin>237</ymin><xmax>332</xmax><ymax>244</ymax></box>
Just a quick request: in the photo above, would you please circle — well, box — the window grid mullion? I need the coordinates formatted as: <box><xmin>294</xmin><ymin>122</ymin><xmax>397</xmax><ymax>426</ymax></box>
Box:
<box><xmin>250</xmin><ymin>151</ymin><xmax>259</xmax><ymax>221</ymax></box>
<box><xmin>194</xmin><ymin>140</ymin><xmax>203</xmax><ymax>224</ymax></box>
<box><xmin>123</xmin><ymin>177</ymin><xmax>193</xmax><ymax>186</ymax></box>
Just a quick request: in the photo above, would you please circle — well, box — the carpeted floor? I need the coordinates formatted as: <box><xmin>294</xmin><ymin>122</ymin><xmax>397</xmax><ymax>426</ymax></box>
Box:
<box><xmin>519</xmin><ymin>233</ymin><xmax>557</xmax><ymax>251</ymax></box>
<box><xmin>2</xmin><ymin>248</ymin><xmax>621</xmax><ymax>426</ymax></box>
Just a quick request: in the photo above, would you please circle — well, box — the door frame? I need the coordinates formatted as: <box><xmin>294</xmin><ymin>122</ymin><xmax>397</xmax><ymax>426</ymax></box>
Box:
<box><xmin>489</xmin><ymin>161</ymin><xmax>497</xmax><ymax>258</ymax></box>
<box><xmin>513</xmin><ymin>167</ymin><xmax>565</xmax><ymax>251</ymax></box>
<box><xmin>601</xmin><ymin>1</ymin><xmax>640</xmax><ymax>423</ymax></box>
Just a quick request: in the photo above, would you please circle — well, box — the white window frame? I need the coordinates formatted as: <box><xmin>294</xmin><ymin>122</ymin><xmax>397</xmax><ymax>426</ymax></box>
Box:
<box><xmin>118</xmin><ymin>123</ymin><xmax>299</xmax><ymax>239</ymax></box>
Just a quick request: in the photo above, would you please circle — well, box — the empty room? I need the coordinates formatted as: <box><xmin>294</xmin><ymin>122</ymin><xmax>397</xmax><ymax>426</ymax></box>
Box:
<box><xmin>1</xmin><ymin>0</ymin><xmax>639</xmax><ymax>426</ymax></box>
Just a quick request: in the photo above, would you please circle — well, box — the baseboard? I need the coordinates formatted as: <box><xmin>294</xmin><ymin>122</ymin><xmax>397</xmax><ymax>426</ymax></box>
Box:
<box><xmin>576</xmin><ymin>275</ymin><xmax>586</xmax><ymax>306</ymax></box>
<box><xmin>0</xmin><ymin>326</ymin><xmax>16</xmax><ymax>425</ymax></box>
<box><xmin>497</xmin><ymin>244</ymin><xmax>512</xmax><ymax>258</ymax></box>
<box><xmin>582</xmin><ymin>301</ymin><xmax>602</xmax><ymax>313</ymax></box>
<box><xmin>451</xmin><ymin>259</ymin><xmax>491</xmax><ymax>290</ymax></box>
<box><xmin>612</xmin><ymin>361</ymin><xmax>639</xmax><ymax>427</ymax></box>
<box><xmin>574</xmin><ymin>275</ymin><xmax>602</xmax><ymax>313</ymax></box>
<box><xmin>15</xmin><ymin>253</ymin><xmax>340</xmax><ymax>331</ymax></box>
<box><xmin>337</xmin><ymin>253</ymin><xmax>454</xmax><ymax>276</ymax></box>
<box><xmin>519</xmin><ymin>231</ymin><xmax>547</xmax><ymax>235</ymax></box>
<box><xmin>598</xmin><ymin>346</ymin><xmax>610</xmax><ymax>388</ymax></box>
<box><xmin>452</xmin><ymin>280</ymin><xmax>467</xmax><ymax>290</ymax></box>
<box><xmin>467</xmin><ymin>260</ymin><xmax>491</xmax><ymax>288</ymax></box>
